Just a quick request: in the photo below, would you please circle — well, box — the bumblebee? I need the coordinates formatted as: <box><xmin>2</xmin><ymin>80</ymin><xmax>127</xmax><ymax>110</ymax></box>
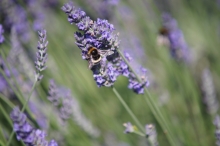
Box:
<box><xmin>159</xmin><ymin>27</ymin><xmax>169</xmax><ymax>36</ymax></box>
<box><xmin>86</xmin><ymin>47</ymin><xmax>114</xmax><ymax>69</ymax></box>
<box><xmin>157</xmin><ymin>27</ymin><xmax>170</xmax><ymax>46</ymax></box>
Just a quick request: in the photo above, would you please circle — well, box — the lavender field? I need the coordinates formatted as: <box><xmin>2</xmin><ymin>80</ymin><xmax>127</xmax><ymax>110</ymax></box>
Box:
<box><xmin>0</xmin><ymin>0</ymin><xmax>220</xmax><ymax>146</ymax></box>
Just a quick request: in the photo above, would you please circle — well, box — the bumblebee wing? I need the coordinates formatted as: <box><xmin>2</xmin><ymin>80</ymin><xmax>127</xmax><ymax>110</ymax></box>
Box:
<box><xmin>88</xmin><ymin>60</ymin><xmax>94</xmax><ymax>69</ymax></box>
<box><xmin>104</xmin><ymin>81</ymin><xmax>113</xmax><ymax>87</ymax></box>
<box><xmin>99</xmin><ymin>50</ymin><xmax>114</xmax><ymax>57</ymax></box>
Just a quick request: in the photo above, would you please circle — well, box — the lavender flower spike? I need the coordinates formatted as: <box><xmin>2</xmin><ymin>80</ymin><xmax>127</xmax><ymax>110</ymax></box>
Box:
<box><xmin>201</xmin><ymin>68</ymin><xmax>218</xmax><ymax>115</ymax></box>
<box><xmin>35</xmin><ymin>29</ymin><xmax>48</xmax><ymax>81</ymax></box>
<box><xmin>0</xmin><ymin>24</ymin><xmax>4</xmax><ymax>43</ymax></box>
<box><xmin>123</xmin><ymin>122</ymin><xmax>135</xmax><ymax>133</ymax></box>
<box><xmin>10</xmin><ymin>107</ymin><xmax>58</xmax><ymax>145</ymax></box>
<box><xmin>48</xmin><ymin>80</ymin><xmax>100</xmax><ymax>138</ymax></box>
<box><xmin>160</xmin><ymin>13</ymin><xmax>190</xmax><ymax>63</ymax></box>
<box><xmin>214</xmin><ymin>115</ymin><xmax>220</xmax><ymax>146</ymax></box>
<box><xmin>145</xmin><ymin>124</ymin><xmax>159</xmax><ymax>146</ymax></box>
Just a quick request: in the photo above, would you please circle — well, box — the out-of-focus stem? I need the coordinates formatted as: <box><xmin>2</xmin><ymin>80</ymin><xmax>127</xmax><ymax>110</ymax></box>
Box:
<box><xmin>117</xmin><ymin>49</ymin><xmax>177</xmax><ymax>146</ymax></box>
<box><xmin>112</xmin><ymin>87</ymin><xmax>145</xmax><ymax>133</ymax></box>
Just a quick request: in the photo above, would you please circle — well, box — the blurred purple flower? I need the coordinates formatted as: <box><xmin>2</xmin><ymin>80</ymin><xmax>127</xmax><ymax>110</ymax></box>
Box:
<box><xmin>0</xmin><ymin>24</ymin><xmax>4</xmax><ymax>43</ymax></box>
<box><xmin>9</xmin><ymin>26</ymin><xmax>36</xmax><ymax>82</ymax></box>
<box><xmin>29</xmin><ymin>102</ymin><xmax>48</xmax><ymax>130</ymax></box>
<box><xmin>161</xmin><ymin>13</ymin><xmax>190</xmax><ymax>63</ymax></box>
<box><xmin>145</xmin><ymin>124</ymin><xmax>159</xmax><ymax>146</ymax></box>
<box><xmin>35</xmin><ymin>29</ymin><xmax>48</xmax><ymax>81</ymax></box>
<box><xmin>105</xmin><ymin>0</ymin><xmax>120</xmax><ymax>5</ymax></box>
<box><xmin>124</xmin><ymin>51</ymin><xmax>149</xmax><ymax>94</ymax></box>
<box><xmin>0</xmin><ymin>75</ymin><xmax>8</xmax><ymax>92</ymax></box>
<box><xmin>48</xmin><ymin>80</ymin><xmax>100</xmax><ymax>138</ymax></box>
<box><xmin>10</xmin><ymin>107</ymin><xmax>58</xmax><ymax>145</ymax></box>
<box><xmin>48</xmin><ymin>80</ymin><xmax>60</xmax><ymax>106</ymax></box>
<box><xmin>123</xmin><ymin>122</ymin><xmax>135</xmax><ymax>133</ymax></box>
<box><xmin>214</xmin><ymin>115</ymin><xmax>220</xmax><ymax>146</ymax></box>
<box><xmin>201</xmin><ymin>68</ymin><xmax>218</xmax><ymax>115</ymax></box>
<box><xmin>25</xmin><ymin>0</ymin><xmax>45</xmax><ymax>31</ymax></box>
<box><xmin>0</xmin><ymin>0</ymin><xmax>30</xmax><ymax>42</ymax></box>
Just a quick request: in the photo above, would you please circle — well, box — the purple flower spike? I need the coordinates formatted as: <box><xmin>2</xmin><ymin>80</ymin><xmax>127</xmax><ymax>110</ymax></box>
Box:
<box><xmin>49</xmin><ymin>140</ymin><xmax>59</xmax><ymax>146</ymax></box>
<box><xmin>10</xmin><ymin>107</ymin><xmax>34</xmax><ymax>144</ymax></box>
<box><xmin>201</xmin><ymin>68</ymin><xmax>218</xmax><ymax>115</ymax></box>
<box><xmin>214</xmin><ymin>115</ymin><xmax>220</xmax><ymax>146</ymax></box>
<box><xmin>10</xmin><ymin>107</ymin><xmax>58</xmax><ymax>145</ymax></box>
<box><xmin>160</xmin><ymin>13</ymin><xmax>190</xmax><ymax>63</ymax></box>
<box><xmin>62</xmin><ymin>3</ymin><xmax>150</xmax><ymax>93</ymax></box>
<box><xmin>0</xmin><ymin>24</ymin><xmax>4</xmax><ymax>43</ymax></box>
<box><xmin>47</xmin><ymin>80</ymin><xmax>100</xmax><ymax>137</ymax></box>
<box><xmin>145</xmin><ymin>124</ymin><xmax>158</xmax><ymax>145</ymax></box>
<box><xmin>61</xmin><ymin>3</ymin><xmax>86</xmax><ymax>24</ymax></box>
<box><xmin>123</xmin><ymin>122</ymin><xmax>134</xmax><ymax>134</ymax></box>
<box><xmin>35</xmin><ymin>29</ymin><xmax>48</xmax><ymax>81</ymax></box>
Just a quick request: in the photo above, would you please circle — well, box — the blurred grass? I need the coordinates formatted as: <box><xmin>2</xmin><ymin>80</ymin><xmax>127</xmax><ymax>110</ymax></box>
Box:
<box><xmin>1</xmin><ymin>0</ymin><xmax>220</xmax><ymax>145</ymax></box>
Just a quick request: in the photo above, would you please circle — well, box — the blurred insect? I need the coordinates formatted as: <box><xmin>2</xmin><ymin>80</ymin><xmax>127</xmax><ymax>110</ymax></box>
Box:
<box><xmin>159</xmin><ymin>27</ymin><xmax>169</xmax><ymax>36</ymax></box>
<box><xmin>86</xmin><ymin>46</ymin><xmax>114</xmax><ymax>69</ymax></box>
<box><xmin>157</xmin><ymin>27</ymin><xmax>170</xmax><ymax>46</ymax></box>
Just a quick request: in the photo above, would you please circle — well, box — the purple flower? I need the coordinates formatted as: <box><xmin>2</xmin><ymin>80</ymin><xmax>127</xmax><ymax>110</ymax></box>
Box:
<box><xmin>145</xmin><ymin>124</ymin><xmax>158</xmax><ymax>146</ymax></box>
<box><xmin>124</xmin><ymin>52</ymin><xmax>132</xmax><ymax>62</ymax></box>
<box><xmin>201</xmin><ymin>68</ymin><xmax>218</xmax><ymax>115</ymax></box>
<box><xmin>0</xmin><ymin>75</ymin><xmax>8</xmax><ymax>92</ymax></box>
<box><xmin>0</xmin><ymin>24</ymin><xmax>4</xmax><ymax>43</ymax></box>
<box><xmin>35</xmin><ymin>29</ymin><xmax>48</xmax><ymax>81</ymax></box>
<box><xmin>48</xmin><ymin>80</ymin><xmax>61</xmax><ymax>106</ymax></box>
<box><xmin>29</xmin><ymin>102</ymin><xmax>48</xmax><ymax>130</ymax></box>
<box><xmin>62</xmin><ymin>2</ymin><xmax>150</xmax><ymax>94</ymax></box>
<box><xmin>47</xmin><ymin>80</ymin><xmax>100</xmax><ymax>137</ymax></box>
<box><xmin>106</xmin><ymin>0</ymin><xmax>120</xmax><ymax>5</ymax></box>
<box><xmin>161</xmin><ymin>13</ymin><xmax>190</xmax><ymax>63</ymax></box>
<box><xmin>48</xmin><ymin>80</ymin><xmax>72</xmax><ymax>121</ymax></box>
<box><xmin>117</xmin><ymin>61</ymin><xmax>130</xmax><ymax>77</ymax></box>
<box><xmin>93</xmin><ymin>74</ymin><xmax>106</xmax><ymax>87</ymax></box>
<box><xmin>126</xmin><ymin>59</ymin><xmax>149</xmax><ymax>94</ymax></box>
<box><xmin>214</xmin><ymin>115</ymin><xmax>220</xmax><ymax>146</ymax></box>
<box><xmin>123</xmin><ymin>122</ymin><xmax>134</xmax><ymax>133</ymax></box>
<box><xmin>49</xmin><ymin>140</ymin><xmax>59</xmax><ymax>146</ymax></box>
<box><xmin>10</xmin><ymin>107</ymin><xmax>58</xmax><ymax>145</ymax></box>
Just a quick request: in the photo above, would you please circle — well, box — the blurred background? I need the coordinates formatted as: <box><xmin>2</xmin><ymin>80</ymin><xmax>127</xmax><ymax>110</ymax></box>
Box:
<box><xmin>0</xmin><ymin>0</ymin><xmax>220</xmax><ymax>145</ymax></box>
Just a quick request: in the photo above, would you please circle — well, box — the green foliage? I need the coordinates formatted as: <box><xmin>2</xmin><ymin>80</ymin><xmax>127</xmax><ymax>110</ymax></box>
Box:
<box><xmin>0</xmin><ymin>0</ymin><xmax>220</xmax><ymax>145</ymax></box>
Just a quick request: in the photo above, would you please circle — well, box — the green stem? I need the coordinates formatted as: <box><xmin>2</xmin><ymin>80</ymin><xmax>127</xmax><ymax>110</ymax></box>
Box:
<box><xmin>117</xmin><ymin>49</ymin><xmax>177</xmax><ymax>145</ymax></box>
<box><xmin>0</xmin><ymin>93</ymin><xmax>14</xmax><ymax>109</ymax></box>
<box><xmin>21</xmin><ymin>82</ymin><xmax>37</xmax><ymax>112</ymax></box>
<box><xmin>133</xmin><ymin>131</ymin><xmax>146</xmax><ymax>137</ymax></box>
<box><xmin>6</xmin><ymin>81</ymin><xmax>37</xmax><ymax>146</ymax></box>
<box><xmin>0</xmin><ymin>50</ymin><xmax>37</xmax><ymax>122</ymax></box>
<box><xmin>112</xmin><ymin>87</ymin><xmax>145</xmax><ymax>133</ymax></box>
<box><xmin>0</xmin><ymin>104</ymin><xmax>25</xmax><ymax>146</ymax></box>
<box><xmin>0</xmin><ymin>124</ymin><xmax>7</xmax><ymax>145</ymax></box>
<box><xmin>143</xmin><ymin>89</ymin><xmax>176</xmax><ymax>145</ymax></box>
<box><xmin>0</xmin><ymin>104</ymin><xmax>13</xmax><ymax>128</ymax></box>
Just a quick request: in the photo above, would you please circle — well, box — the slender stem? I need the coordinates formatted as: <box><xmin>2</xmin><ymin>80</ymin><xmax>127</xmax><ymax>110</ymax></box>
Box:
<box><xmin>0</xmin><ymin>141</ymin><xmax>5</xmax><ymax>146</ymax></box>
<box><xmin>21</xmin><ymin>81</ymin><xmax>37</xmax><ymax>112</ymax></box>
<box><xmin>0</xmin><ymin>104</ymin><xmax>25</xmax><ymax>146</ymax></box>
<box><xmin>117</xmin><ymin>49</ymin><xmax>177</xmax><ymax>145</ymax></box>
<box><xmin>133</xmin><ymin>131</ymin><xmax>146</xmax><ymax>137</ymax></box>
<box><xmin>0</xmin><ymin>104</ymin><xmax>13</xmax><ymax>128</ymax></box>
<box><xmin>0</xmin><ymin>93</ymin><xmax>14</xmax><ymax>109</ymax></box>
<box><xmin>0</xmin><ymin>49</ymin><xmax>39</xmax><ymax>132</ymax></box>
<box><xmin>0</xmin><ymin>50</ymin><xmax>37</xmax><ymax>122</ymax></box>
<box><xmin>0</xmin><ymin>124</ymin><xmax>7</xmax><ymax>145</ymax></box>
<box><xmin>0</xmin><ymin>104</ymin><xmax>13</xmax><ymax>146</ymax></box>
<box><xmin>112</xmin><ymin>87</ymin><xmax>145</xmax><ymax>133</ymax></box>
<box><xmin>7</xmin><ymin>81</ymin><xmax>37</xmax><ymax>146</ymax></box>
<box><xmin>143</xmin><ymin>89</ymin><xmax>176</xmax><ymax>145</ymax></box>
